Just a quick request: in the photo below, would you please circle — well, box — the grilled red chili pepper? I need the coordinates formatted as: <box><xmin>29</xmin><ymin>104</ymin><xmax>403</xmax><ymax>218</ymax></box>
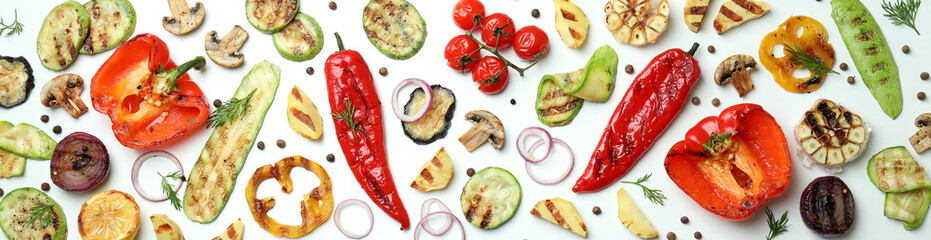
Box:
<box><xmin>572</xmin><ymin>43</ymin><xmax>701</xmax><ymax>193</ymax></box>
<box><xmin>664</xmin><ymin>103</ymin><xmax>792</xmax><ymax>220</ymax></box>
<box><xmin>325</xmin><ymin>33</ymin><xmax>410</xmax><ymax>230</ymax></box>
<box><xmin>90</xmin><ymin>33</ymin><xmax>209</xmax><ymax>149</ymax></box>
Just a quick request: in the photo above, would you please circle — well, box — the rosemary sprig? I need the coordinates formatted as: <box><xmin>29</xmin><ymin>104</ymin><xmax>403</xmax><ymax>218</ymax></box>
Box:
<box><xmin>26</xmin><ymin>202</ymin><xmax>56</xmax><ymax>229</ymax></box>
<box><xmin>883</xmin><ymin>0</ymin><xmax>921</xmax><ymax>35</ymax></box>
<box><xmin>159</xmin><ymin>171</ymin><xmax>185</xmax><ymax>211</ymax></box>
<box><xmin>331</xmin><ymin>101</ymin><xmax>360</xmax><ymax>143</ymax></box>
<box><xmin>765</xmin><ymin>207</ymin><xmax>789</xmax><ymax>240</ymax></box>
<box><xmin>786</xmin><ymin>44</ymin><xmax>838</xmax><ymax>84</ymax></box>
<box><xmin>621</xmin><ymin>173</ymin><xmax>667</xmax><ymax>205</ymax></box>
<box><xmin>0</xmin><ymin>10</ymin><xmax>24</xmax><ymax>36</ymax></box>
<box><xmin>207</xmin><ymin>89</ymin><xmax>256</xmax><ymax>128</ymax></box>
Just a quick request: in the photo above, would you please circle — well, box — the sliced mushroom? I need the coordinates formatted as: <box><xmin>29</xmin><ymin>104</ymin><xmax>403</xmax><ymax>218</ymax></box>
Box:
<box><xmin>162</xmin><ymin>0</ymin><xmax>205</xmax><ymax>35</ymax></box>
<box><xmin>205</xmin><ymin>25</ymin><xmax>248</xmax><ymax>68</ymax></box>
<box><xmin>41</xmin><ymin>74</ymin><xmax>88</xmax><ymax>118</ymax></box>
<box><xmin>458</xmin><ymin>110</ymin><xmax>505</xmax><ymax>152</ymax></box>
<box><xmin>714</xmin><ymin>54</ymin><xmax>757</xmax><ymax>97</ymax></box>
<box><xmin>910</xmin><ymin>113</ymin><xmax>931</xmax><ymax>153</ymax></box>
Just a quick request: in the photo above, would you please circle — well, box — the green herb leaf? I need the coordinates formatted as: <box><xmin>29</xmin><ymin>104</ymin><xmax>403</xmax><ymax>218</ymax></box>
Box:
<box><xmin>786</xmin><ymin>44</ymin><xmax>838</xmax><ymax>84</ymax></box>
<box><xmin>883</xmin><ymin>0</ymin><xmax>921</xmax><ymax>35</ymax></box>
<box><xmin>26</xmin><ymin>202</ymin><xmax>55</xmax><ymax>229</ymax></box>
<box><xmin>207</xmin><ymin>89</ymin><xmax>256</xmax><ymax>128</ymax></box>
<box><xmin>765</xmin><ymin>207</ymin><xmax>789</xmax><ymax>240</ymax></box>
<box><xmin>0</xmin><ymin>10</ymin><xmax>24</xmax><ymax>37</ymax></box>
<box><xmin>331</xmin><ymin>101</ymin><xmax>360</xmax><ymax>143</ymax></box>
<box><xmin>187</xmin><ymin>119</ymin><xmax>200</xmax><ymax>124</ymax></box>
<box><xmin>159</xmin><ymin>171</ymin><xmax>184</xmax><ymax>211</ymax></box>
<box><xmin>621</xmin><ymin>173</ymin><xmax>667</xmax><ymax>205</ymax></box>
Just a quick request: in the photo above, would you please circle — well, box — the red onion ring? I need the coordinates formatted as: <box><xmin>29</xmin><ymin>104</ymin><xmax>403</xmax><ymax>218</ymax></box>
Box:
<box><xmin>525</xmin><ymin>138</ymin><xmax>575</xmax><ymax>185</ymax></box>
<box><xmin>517</xmin><ymin>127</ymin><xmax>552</xmax><ymax>163</ymax></box>
<box><xmin>131</xmin><ymin>150</ymin><xmax>183</xmax><ymax>202</ymax></box>
<box><xmin>334</xmin><ymin>199</ymin><xmax>374</xmax><ymax>239</ymax></box>
<box><xmin>392</xmin><ymin>78</ymin><xmax>434</xmax><ymax>123</ymax></box>
<box><xmin>420</xmin><ymin>198</ymin><xmax>453</xmax><ymax>235</ymax></box>
<box><xmin>414</xmin><ymin>211</ymin><xmax>465</xmax><ymax>240</ymax></box>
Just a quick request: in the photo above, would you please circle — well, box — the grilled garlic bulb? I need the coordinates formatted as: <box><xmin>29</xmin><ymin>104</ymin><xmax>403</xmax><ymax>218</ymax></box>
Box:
<box><xmin>795</xmin><ymin>99</ymin><xmax>869</xmax><ymax>166</ymax></box>
<box><xmin>604</xmin><ymin>0</ymin><xmax>669</xmax><ymax>46</ymax></box>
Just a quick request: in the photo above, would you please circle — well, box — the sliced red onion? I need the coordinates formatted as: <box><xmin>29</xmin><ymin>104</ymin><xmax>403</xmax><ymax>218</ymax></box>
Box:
<box><xmin>414</xmin><ymin>211</ymin><xmax>465</xmax><ymax>240</ymax></box>
<box><xmin>525</xmin><ymin>138</ymin><xmax>574</xmax><ymax>185</ymax></box>
<box><xmin>420</xmin><ymin>198</ymin><xmax>453</xmax><ymax>235</ymax></box>
<box><xmin>334</xmin><ymin>199</ymin><xmax>374</xmax><ymax>239</ymax></box>
<box><xmin>517</xmin><ymin>127</ymin><xmax>552</xmax><ymax>163</ymax></box>
<box><xmin>131</xmin><ymin>150</ymin><xmax>183</xmax><ymax>202</ymax></box>
<box><xmin>392</xmin><ymin>78</ymin><xmax>434</xmax><ymax>123</ymax></box>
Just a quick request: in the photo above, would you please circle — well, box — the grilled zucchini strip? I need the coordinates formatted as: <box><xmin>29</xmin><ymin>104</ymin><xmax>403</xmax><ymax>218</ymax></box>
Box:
<box><xmin>362</xmin><ymin>0</ymin><xmax>426</xmax><ymax>60</ymax></box>
<box><xmin>37</xmin><ymin>1</ymin><xmax>90</xmax><ymax>71</ymax></box>
<box><xmin>536</xmin><ymin>76</ymin><xmax>583</xmax><ymax>127</ymax></box>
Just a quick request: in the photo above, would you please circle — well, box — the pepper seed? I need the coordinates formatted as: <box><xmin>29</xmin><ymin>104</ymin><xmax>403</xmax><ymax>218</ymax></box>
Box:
<box><xmin>919</xmin><ymin>92</ymin><xmax>926</xmax><ymax>100</ymax></box>
<box><xmin>667</xmin><ymin>232</ymin><xmax>677</xmax><ymax>240</ymax></box>
<box><xmin>327</xmin><ymin>153</ymin><xmax>336</xmax><ymax>162</ymax></box>
<box><xmin>329</xmin><ymin>1</ymin><xmax>337</xmax><ymax>10</ymax></box>
<box><xmin>625</xmin><ymin>64</ymin><xmax>634</xmax><ymax>74</ymax></box>
<box><xmin>839</xmin><ymin>62</ymin><xmax>848</xmax><ymax>71</ymax></box>
<box><xmin>53</xmin><ymin>125</ymin><xmax>62</xmax><ymax>134</ymax></box>
<box><xmin>592</xmin><ymin>206</ymin><xmax>602</xmax><ymax>215</ymax></box>
<box><xmin>510</xmin><ymin>99</ymin><xmax>516</xmax><ymax>105</ymax></box>
<box><xmin>711</xmin><ymin>98</ymin><xmax>720</xmax><ymax>107</ymax></box>
<box><xmin>922</xmin><ymin>72</ymin><xmax>929</xmax><ymax>80</ymax></box>
<box><xmin>257</xmin><ymin>141</ymin><xmax>265</xmax><ymax>150</ymax></box>
<box><xmin>379</xmin><ymin>67</ymin><xmax>388</xmax><ymax>76</ymax></box>
<box><xmin>41</xmin><ymin>182</ymin><xmax>50</xmax><ymax>191</ymax></box>
<box><xmin>276</xmin><ymin>139</ymin><xmax>286</xmax><ymax>148</ymax></box>
<box><xmin>466</xmin><ymin>168</ymin><xmax>475</xmax><ymax>177</ymax></box>
<box><xmin>902</xmin><ymin>45</ymin><xmax>911</xmax><ymax>54</ymax></box>
<box><xmin>847</xmin><ymin>76</ymin><xmax>856</xmax><ymax>84</ymax></box>
<box><xmin>531</xmin><ymin>9</ymin><xmax>540</xmax><ymax>18</ymax></box>
<box><xmin>680</xmin><ymin>216</ymin><xmax>689</xmax><ymax>224</ymax></box>
<box><xmin>41</xmin><ymin>115</ymin><xmax>49</xmax><ymax>123</ymax></box>
<box><xmin>707</xmin><ymin>45</ymin><xmax>715</xmax><ymax>53</ymax></box>
<box><xmin>691</xmin><ymin>97</ymin><xmax>700</xmax><ymax>105</ymax></box>
<box><xmin>213</xmin><ymin>99</ymin><xmax>222</xmax><ymax>108</ymax></box>
<box><xmin>306</xmin><ymin>66</ymin><xmax>315</xmax><ymax>75</ymax></box>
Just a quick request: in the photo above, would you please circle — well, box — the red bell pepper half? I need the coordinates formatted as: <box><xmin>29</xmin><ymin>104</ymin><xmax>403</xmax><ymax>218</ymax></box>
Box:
<box><xmin>664</xmin><ymin>103</ymin><xmax>792</xmax><ymax>220</ymax></box>
<box><xmin>90</xmin><ymin>33</ymin><xmax>209</xmax><ymax>149</ymax></box>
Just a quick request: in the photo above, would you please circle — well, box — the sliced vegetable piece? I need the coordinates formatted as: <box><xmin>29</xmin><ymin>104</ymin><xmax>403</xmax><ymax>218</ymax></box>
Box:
<box><xmin>714</xmin><ymin>54</ymin><xmax>757</xmax><ymax>97</ymax></box>
<box><xmin>419</xmin><ymin>198</ymin><xmax>454</xmax><ymax>235</ymax></box>
<box><xmin>150</xmin><ymin>214</ymin><xmax>184</xmax><ymax>240</ymax></box>
<box><xmin>530</xmin><ymin>197</ymin><xmax>587</xmax><ymax>237</ymax></box>
<box><xmin>796</xmin><ymin>99</ymin><xmax>868</xmax><ymax>167</ymax></box>
<box><xmin>0</xmin><ymin>187</ymin><xmax>67</xmax><ymax>240</ymax></box>
<box><xmin>616</xmin><ymin>187</ymin><xmax>658</xmax><ymax>239</ymax></box>
<box><xmin>800</xmin><ymin>176</ymin><xmax>855</xmax><ymax>236</ymax></box>
<box><xmin>460</xmin><ymin>167</ymin><xmax>521</xmax><ymax>229</ymax></box>
<box><xmin>684</xmin><ymin>0</ymin><xmax>712</xmax><ymax>32</ymax></box>
<box><xmin>162</xmin><ymin>0</ymin><xmax>204</xmax><ymax>35</ymax></box>
<box><xmin>550</xmin><ymin>45</ymin><xmax>618</xmax><ymax>102</ymax></box>
<box><xmin>287</xmin><ymin>85</ymin><xmax>324</xmax><ymax>140</ymax></box>
<box><xmin>712</xmin><ymin>0</ymin><xmax>770</xmax><ymax>34</ymax></box>
<box><xmin>525</xmin><ymin>138</ymin><xmax>575</xmax><ymax>185</ymax></box>
<box><xmin>81</xmin><ymin>0</ymin><xmax>136</xmax><ymax>54</ymax></box>
<box><xmin>536</xmin><ymin>76</ymin><xmax>583</xmax><ymax>127</ymax></box>
<box><xmin>867</xmin><ymin>146</ymin><xmax>931</xmax><ymax>193</ymax></box>
<box><xmin>362</xmin><ymin>0</ymin><xmax>427</xmax><ymax>60</ymax></box>
<box><xmin>458</xmin><ymin>110</ymin><xmax>505</xmax><ymax>152</ymax></box>
<box><xmin>50</xmin><ymin>132</ymin><xmax>109</xmax><ymax>192</ymax></box>
<box><xmin>245</xmin><ymin>156</ymin><xmax>332</xmax><ymax>237</ymax></box>
<box><xmin>0</xmin><ymin>121</ymin><xmax>57</xmax><ymax>160</ymax></box>
<box><xmin>78</xmin><ymin>190</ymin><xmax>139</xmax><ymax>240</ymax></box>
<box><xmin>0</xmin><ymin>122</ymin><xmax>21</xmax><ymax>178</ymax></box>
<box><xmin>0</xmin><ymin>55</ymin><xmax>35</xmax><ymax>108</ymax></box>
<box><xmin>245</xmin><ymin>0</ymin><xmax>298</xmax><ymax>33</ymax></box>
<box><xmin>131</xmin><ymin>150</ymin><xmax>183</xmax><ymax>202</ymax></box>
<box><xmin>553</xmin><ymin>0</ymin><xmax>589</xmax><ymax>48</ymax></box>
<box><xmin>758</xmin><ymin>16</ymin><xmax>836</xmax><ymax>93</ymax></box>
<box><xmin>37</xmin><ymin>0</ymin><xmax>90</xmax><ymax>71</ymax></box>
<box><xmin>411</xmin><ymin>148</ymin><xmax>454</xmax><ymax>192</ymax></box>
<box><xmin>394</xmin><ymin>78</ymin><xmax>434</xmax><ymax>123</ymax></box>
<box><xmin>604</xmin><ymin>0</ymin><xmax>669</xmax><ymax>46</ymax></box>
<box><xmin>334</xmin><ymin>199</ymin><xmax>374</xmax><ymax>239</ymax></box>
<box><xmin>910</xmin><ymin>113</ymin><xmax>931</xmax><ymax>153</ymax></box>
<box><xmin>211</xmin><ymin>219</ymin><xmax>244</xmax><ymax>240</ymax></box>
<box><xmin>183</xmin><ymin>61</ymin><xmax>280</xmax><ymax>223</ymax></box>
<box><xmin>40</xmin><ymin>73</ymin><xmax>88</xmax><ymax>118</ymax></box>
<box><xmin>273</xmin><ymin>13</ymin><xmax>324</xmax><ymax>62</ymax></box>
<box><xmin>205</xmin><ymin>25</ymin><xmax>248</xmax><ymax>68</ymax></box>
<box><xmin>885</xmin><ymin>189</ymin><xmax>931</xmax><ymax>229</ymax></box>
<box><xmin>403</xmin><ymin>85</ymin><xmax>456</xmax><ymax>144</ymax></box>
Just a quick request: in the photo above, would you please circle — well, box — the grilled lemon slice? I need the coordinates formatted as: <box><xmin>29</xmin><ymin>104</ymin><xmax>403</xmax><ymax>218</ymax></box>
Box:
<box><xmin>78</xmin><ymin>190</ymin><xmax>140</xmax><ymax>240</ymax></box>
<box><xmin>795</xmin><ymin>99</ymin><xmax>869</xmax><ymax>166</ymax></box>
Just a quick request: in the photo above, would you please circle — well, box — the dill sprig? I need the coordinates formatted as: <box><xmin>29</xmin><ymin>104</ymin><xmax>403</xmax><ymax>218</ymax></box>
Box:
<box><xmin>159</xmin><ymin>171</ymin><xmax>185</xmax><ymax>211</ymax></box>
<box><xmin>0</xmin><ymin>10</ymin><xmax>24</xmax><ymax>36</ymax></box>
<box><xmin>786</xmin><ymin>44</ymin><xmax>838</xmax><ymax>83</ymax></box>
<box><xmin>207</xmin><ymin>89</ymin><xmax>256</xmax><ymax>128</ymax></box>
<box><xmin>883</xmin><ymin>0</ymin><xmax>921</xmax><ymax>35</ymax></box>
<box><xmin>621</xmin><ymin>173</ymin><xmax>667</xmax><ymax>205</ymax></box>
<box><xmin>331</xmin><ymin>101</ymin><xmax>360</xmax><ymax>143</ymax></box>
<box><xmin>26</xmin><ymin>202</ymin><xmax>56</xmax><ymax>229</ymax></box>
<box><xmin>765</xmin><ymin>207</ymin><xmax>789</xmax><ymax>240</ymax></box>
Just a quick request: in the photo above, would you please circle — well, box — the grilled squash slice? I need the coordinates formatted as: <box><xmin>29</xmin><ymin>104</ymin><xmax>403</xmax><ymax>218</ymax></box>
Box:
<box><xmin>553</xmin><ymin>0</ymin><xmax>589</xmax><ymax>48</ymax></box>
<box><xmin>0</xmin><ymin>187</ymin><xmax>68</xmax><ymax>240</ymax></box>
<box><xmin>712</xmin><ymin>0</ymin><xmax>770</xmax><ymax>34</ymax></box>
<box><xmin>273</xmin><ymin>13</ymin><xmax>324</xmax><ymax>62</ymax></box>
<box><xmin>530</xmin><ymin>198</ymin><xmax>588</xmax><ymax>237</ymax></box>
<box><xmin>362</xmin><ymin>0</ymin><xmax>426</xmax><ymax>60</ymax></box>
<box><xmin>536</xmin><ymin>76</ymin><xmax>583</xmax><ymax>127</ymax></box>
<box><xmin>461</xmin><ymin>167</ymin><xmax>521</xmax><ymax>229</ymax></box>
<box><xmin>684</xmin><ymin>0</ymin><xmax>712</xmax><ymax>32</ymax></box>
<box><xmin>81</xmin><ymin>0</ymin><xmax>136</xmax><ymax>54</ymax></box>
<box><xmin>245</xmin><ymin>0</ymin><xmax>299</xmax><ymax>33</ymax></box>
<box><xmin>37</xmin><ymin>1</ymin><xmax>90</xmax><ymax>71</ymax></box>
<box><xmin>411</xmin><ymin>148</ymin><xmax>454</xmax><ymax>192</ymax></box>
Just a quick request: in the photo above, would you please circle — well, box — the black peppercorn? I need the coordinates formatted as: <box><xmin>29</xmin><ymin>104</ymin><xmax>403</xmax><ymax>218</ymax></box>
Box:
<box><xmin>625</xmin><ymin>64</ymin><xmax>634</xmax><ymax>74</ymax></box>
<box><xmin>531</xmin><ymin>9</ymin><xmax>540</xmax><ymax>18</ymax></box>
<box><xmin>707</xmin><ymin>45</ymin><xmax>716</xmax><ymax>53</ymax></box>
<box><xmin>213</xmin><ymin>99</ymin><xmax>222</xmax><ymax>108</ymax></box>
<box><xmin>306</xmin><ymin>66</ymin><xmax>315</xmax><ymax>75</ymax></box>
<box><xmin>276</xmin><ymin>139</ymin><xmax>286</xmax><ymax>148</ymax></box>
<box><xmin>466</xmin><ymin>168</ymin><xmax>475</xmax><ymax>177</ymax></box>
<box><xmin>257</xmin><ymin>141</ymin><xmax>265</xmax><ymax>150</ymax></box>
<box><xmin>41</xmin><ymin>115</ymin><xmax>49</xmax><ymax>123</ymax></box>
<box><xmin>510</xmin><ymin>99</ymin><xmax>516</xmax><ymax>105</ymax></box>
<box><xmin>379</xmin><ymin>67</ymin><xmax>388</xmax><ymax>76</ymax></box>
<box><xmin>53</xmin><ymin>125</ymin><xmax>62</xmax><ymax>134</ymax></box>
<box><xmin>329</xmin><ymin>1</ymin><xmax>337</xmax><ymax>10</ymax></box>
<box><xmin>592</xmin><ymin>206</ymin><xmax>602</xmax><ymax>215</ymax></box>
<box><xmin>41</xmin><ymin>182</ymin><xmax>50</xmax><ymax>191</ymax></box>
<box><xmin>680</xmin><ymin>216</ymin><xmax>689</xmax><ymax>224</ymax></box>
<box><xmin>327</xmin><ymin>153</ymin><xmax>335</xmax><ymax>162</ymax></box>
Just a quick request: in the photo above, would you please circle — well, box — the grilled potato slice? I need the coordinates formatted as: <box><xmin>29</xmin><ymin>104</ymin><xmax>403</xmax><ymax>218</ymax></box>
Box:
<box><xmin>150</xmin><ymin>214</ymin><xmax>184</xmax><ymax>240</ymax></box>
<box><xmin>604</xmin><ymin>0</ymin><xmax>669</xmax><ymax>46</ymax></box>
<box><xmin>684</xmin><ymin>0</ymin><xmax>712</xmax><ymax>32</ymax></box>
<box><xmin>530</xmin><ymin>198</ymin><xmax>588</xmax><ymax>237</ymax></box>
<box><xmin>81</xmin><ymin>0</ymin><xmax>136</xmax><ymax>54</ymax></box>
<box><xmin>286</xmin><ymin>85</ymin><xmax>323</xmax><ymax>140</ymax></box>
<box><xmin>211</xmin><ymin>219</ymin><xmax>243</xmax><ymax>240</ymax></box>
<box><xmin>795</xmin><ymin>99</ymin><xmax>868</xmax><ymax>167</ymax></box>
<box><xmin>553</xmin><ymin>0</ymin><xmax>589</xmax><ymax>48</ymax></box>
<box><xmin>37</xmin><ymin>1</ymin><xmax>90</xmax><ymax>71</ymax></box>
<box><xmin>617</xmin><ymin>187</ymin><xmax>657</xmax><ymax>239</ymax></box>
<box><xmin>362</xmin><ymin>0</ymin><xmax>426</xmax><ymax>60</ymax></box>
<box><xmin>713</xmin><ymin>0</ymin><xmax>770</xmax><ymax>34</ymax></box>
<box><xmin>411</xmin><ymin>148</ymin><xmax>454</xmax><ymax>192</ymax></box>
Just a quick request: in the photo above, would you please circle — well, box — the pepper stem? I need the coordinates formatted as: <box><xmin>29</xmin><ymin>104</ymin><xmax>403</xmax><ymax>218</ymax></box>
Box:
<box><xmin>702</xmin><ymin>132</ymin><xmax>734</xmax><ymax>157</ymax></box>
<box><xmin>157</xmin><ymin>56</ymin><xmax>205</xmax><ymax>93</ymax></box>
<box><xmin>334</xmin><ymin>32</ymin><xmax>345</xmax><ymax>52</ymax></box>
<box><xmin>686</xmin><ymin>42</ymin><xmax>700</xmax><ymax>57</ymax></box>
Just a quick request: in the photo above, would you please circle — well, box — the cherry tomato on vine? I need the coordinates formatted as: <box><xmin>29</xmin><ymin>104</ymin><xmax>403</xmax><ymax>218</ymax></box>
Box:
<box><xmin>480</xmin><ymin>13</ymin><xmax>516</xmax><ymax>49</ymax></box>
<box><xmin>452</xmin><ymin>0</ymin><xmax>485</xmax><ymax>31</ymax></box>
<box><xmin>444</xmin><ymin>35</ymin><xmax>483</xmax><ymax>72</ymax></box>
<box><xmin>513</xmin><ymin>26</ymin><xmax>549</xmax><ymax>61</ymax></box>
<box><xmin>472</xmin><ymin>56</ymin><xmax>509</xmax><ymax>94</ymax></box>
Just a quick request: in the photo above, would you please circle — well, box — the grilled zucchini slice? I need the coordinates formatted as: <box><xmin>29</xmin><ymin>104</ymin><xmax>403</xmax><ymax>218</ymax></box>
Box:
<box><xmin>0</xmin><ymin>121</ymin><xmax>24</xmax><ymax>178</ymax></box>
<box><xmin>867</xmin><ymin>146</ymin><xmax>931</xmax><ymax>193</ymax></box>
<box><xmin>183</xmin><ymin>61</ymin><xmax>280</xmax><ymax>223</ymax></box>
<box><xmin>0</xmin><ymin>121</ymin><xmax>57</xmax><ymax>160</ymax></box>
<box><xmin>81</xmin><ymin>0</ymin><xmax>136</xmax><ymax>54</ymax></box>
<box><xmin>402</xmin><ymin>85</ymin><xmax>455</xmax><ymax>144</ymax></box>
<box><xmin>885</xmin><ymin>189</ymin><xmax>931</xmax><ymax>229</ymax></box>
<box><xmin>37</xmin><ymin>1</ymin><xmax>90</xmax><ymax>71</ymax></box>
<box><xmin>272</xmin><ymin>13</ymin><xmax>324</xmax><ymax>62</ymax></box>
<box><xmin>245</xmin><ymin>0</ymin><xmax>299</xmax><ymax>33</ymax></box>
<box><xmin>461</xmin><ymin>167</ymin><xmax>521</xmax><ymax>229</ymax></box>
<box><xmin>362</xmin><ymin>0</ymin><xmax>426</xmax><ymax>60</ymax></box>
<box><xmin>0</xmin><ymin>187</ymin><xmax>68</xmax><ymax>240</ymax></box>
<box><xmin>536</xmin><ymin>76</ymin><xmax>583</xmax><ymax>127</ymax></box>
<box><xmin>0</xmin><ymin>55</ymin><xmax>35</xmax><ymax>108</ymax></box>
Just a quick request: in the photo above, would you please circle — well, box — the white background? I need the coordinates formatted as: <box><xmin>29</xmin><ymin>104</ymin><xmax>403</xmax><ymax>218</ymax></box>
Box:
<box><xmin>1</xmin><ymin>0</ymin><xmax>930</xmax><ymax>239</ymax></box>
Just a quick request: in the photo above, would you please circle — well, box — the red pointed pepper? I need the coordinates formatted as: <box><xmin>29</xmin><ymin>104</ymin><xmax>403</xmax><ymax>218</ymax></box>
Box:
<box><xmin>325</xmin><ymin>33</ymin><xmax>410</xmax><ymax>230</ymax></box>
<box><xmin>573</xmin><ymin>43</ymin><xmax>701</xmax><ymax>193</ymax></box>
<box><xmin>664</xmin><ymin>103</ymin><xmax>792</xmax><ymax>220</ymax></box>
<box><xmin>90</xmin><ymin>33</ymin><xmax>209</xmax><ymax>149</ymax></box>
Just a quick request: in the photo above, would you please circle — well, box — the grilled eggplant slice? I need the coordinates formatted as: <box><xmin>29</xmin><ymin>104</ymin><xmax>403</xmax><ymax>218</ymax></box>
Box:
<box><xmin>0</xmin><ymin>121</ymin><xmax>57</xmax><ymax>160</ymax></box>
<box><xmin>403</xmin><ymin>85</ymin><xmax>455</xmax><ymax>144</ymax></box>
<box><xmin>362</xmin><ymin>0</ymin><xmax>426</xmax><ymax>60</ymax></box>
<box><xmin>0</xmin><ymin>187</ymin><xmax>68</xmax><ymax>240</ymax></box>
<box><xmin>81</xmin><ymin>0</ymin><xmax>136</xmax><ymax>54</ymax></box>
<box><xmin>536</xmin><ymin>76</ymin><xmax>583</xmax><ymax>127</ymax></box>
<box><xmin>795</xmin><ymin>99</ymin><xmax>868</xmax><ymax>167</ymax></box>
<box><xmin>0</xmin><ymin>55</ymin><xmax>35</xmax><ymax>108</ymax></box>
<box><xmin>37</xmin><ymin>1</ymin><xmax>90</xmax><ymax>71</ymax></box>
<box><xmin>183</xmin><ymin>61</ymin><xmax>280</xmax><ymax>223</ymax></box>
<box><xmin>461</xmin><ymin>167</ymin><xmax>521</xmax><ymax>229</ymax></box>
<box><xmin>410</xmin><ymin>148</ymin><xmax>454</xmax><ymax>192</ymax></box>
<box><xmin>245</xmin><ymin>0</ymin><xmax>299</xmax><ymax>33</ymax></box>
<box><xmin>272</xmin><ymin>13</ymin><xmax>324</xmax><ymax>62</ymax></box>
<box><xmin>867</xmin><ymin>146</ymin><xmax>931</xmax><ymax>193</ymax></box>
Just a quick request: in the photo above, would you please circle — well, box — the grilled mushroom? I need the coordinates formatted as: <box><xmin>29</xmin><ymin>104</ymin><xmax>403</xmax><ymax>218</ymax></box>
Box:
<box><xmin>40</xmin><ymin>74</ymin><xmax>87</xmax><ymax>118</ymax></box>
<box><xmin>162</xmin><ymin>0</ymin><xmax>205</xmax><ymax>35</ymax></box>
<box><xmin>205</xmin><ymin>25</ymin><xmax>248</xmax><ymax>68</ymax></box>
<box><xmin>458</xmin><ymin>110</ymin><xmax>505</xmax><ymax>152</ymax></box>
<box><xmin>714</xmin><ymin>54</ymin><xmax>757</xmax><ymax>97</ymax></box>
<box><xmin>0</xmin><ymin>55</ymin><xmax>34</xmax><ymax>108</ymax></box>
<box><xmin>910</xmin><ymin>113</ymin><xmax>931</xmax><ymax>153</ymax></box>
